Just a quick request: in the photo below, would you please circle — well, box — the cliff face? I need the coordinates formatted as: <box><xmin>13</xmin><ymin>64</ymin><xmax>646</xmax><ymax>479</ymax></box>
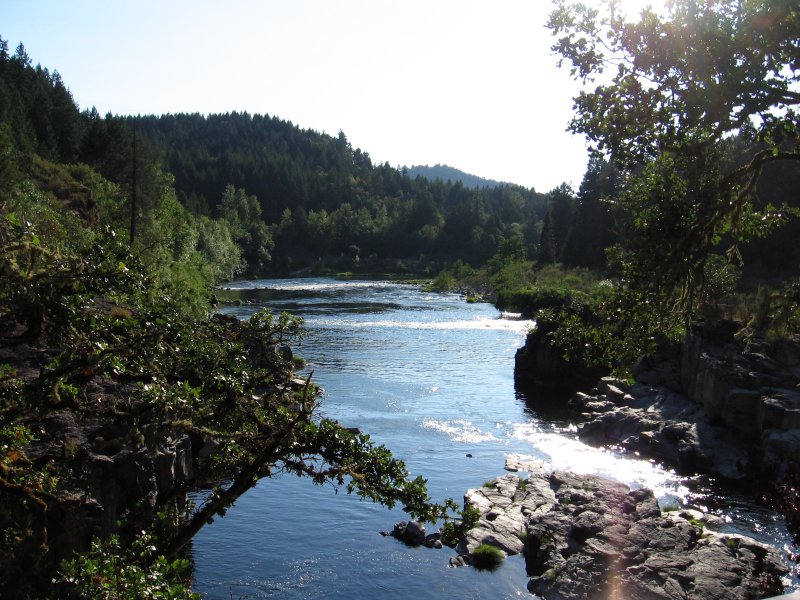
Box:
<box><xmin>679</xmin><ymin>332</ymin><xmax>800</xmax><ymax>446</ymax></box>
<box><xmin>514</xmin><ymin>322</ymin><xmax>800</xmax><ymax>479</ymax></box>
<box><xmin>675</xmin><ymin>330</ymin><xmax>800</xmax><ymax>474</ymax></box>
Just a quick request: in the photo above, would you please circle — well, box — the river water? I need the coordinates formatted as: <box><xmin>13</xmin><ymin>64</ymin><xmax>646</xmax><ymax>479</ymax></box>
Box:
<box><xmin>193</xmin><ymin>278</ymin><xmax>795</xmax><ymax>598</ymax></box>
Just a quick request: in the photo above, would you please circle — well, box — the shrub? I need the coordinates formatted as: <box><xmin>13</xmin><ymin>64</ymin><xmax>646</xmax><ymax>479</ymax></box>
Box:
<box><xmin>429</xmin><ymin>269</ymin><xmax>456</xmax><ymax>291</ymax></box>
<box><xmin>59</xmin><ymin>532</ymin><xmax>199</xmax><ymax>599</ymax></box>
<box><xmin>440</xmin><ymin>504</ymin><xmax>481</xmax><ymax>548</ymax></box>
<box><xmin>471</xmin><ymin>544</ymin><xmax>505</xmax><ymax>570</ymax></box>
<box><xmin>495</xmin><ymin>285</ymin><xmax>580</xmax><ymax>314</ymax></box>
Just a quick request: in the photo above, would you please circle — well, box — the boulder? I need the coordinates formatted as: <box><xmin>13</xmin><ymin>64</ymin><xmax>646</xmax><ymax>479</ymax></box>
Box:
<box><xmin>457</xmin><ymin>474</ymin><xmax>531</xmax><ymax>557</ymax></box>
<box><xmin>391</xmin><ymin>520</ymin><xmax>427</xmax><ymax>546</ymax></box>
<box><xmin>570</xmin><ymin>379</ymin><xmax>752</xmax><ymax>480</ymax></box>
<box><xmin>514</xmin><ymin>321</ymin><xmax>608</xmax><ymax>392</ymax></box>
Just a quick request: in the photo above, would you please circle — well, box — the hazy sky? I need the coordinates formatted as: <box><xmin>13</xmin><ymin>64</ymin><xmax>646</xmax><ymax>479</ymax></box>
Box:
<box><xmin>0</xmin><ymin>1</ymin><xmax>652</xmax><ymax>191</ymax></box>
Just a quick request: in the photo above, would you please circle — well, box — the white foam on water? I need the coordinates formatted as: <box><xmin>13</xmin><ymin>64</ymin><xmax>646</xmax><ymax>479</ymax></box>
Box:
<box><xmin>219</xmin><ymin>279</ymin><xmax>402</xmax><ymax>292</ymax></box>
<box><xmin>316</xmin><ymin>317</ymin><xmax>534</xmax><ymax>334</ymax></box>
<box><xmin>421</xmin><ymin>418</ymin><xmax>500</xmax><ymax>443</ymax></box>
<box><xmin>508</xmin><ymin>422</ymin><xmax>689</xmax><ymax>500</ymax></box>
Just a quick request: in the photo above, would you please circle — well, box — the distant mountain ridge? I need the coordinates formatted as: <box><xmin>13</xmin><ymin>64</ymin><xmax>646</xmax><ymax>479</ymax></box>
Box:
<box><xmin>405</xmin><ymin>164</ymin><xmax>509</xmax><ymax>189</ymax></box>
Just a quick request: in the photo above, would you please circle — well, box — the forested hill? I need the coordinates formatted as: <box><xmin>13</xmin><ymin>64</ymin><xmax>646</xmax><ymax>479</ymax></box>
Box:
<box><xmin>0</xmin><ymin>36</ymin><xmax>563</xmax><ymax>276</ymax></box>
<box><xmin>129</xmin><ymin>112</ymin><xmax>553</xmax><ymax>272</ymax></box>
<box><xmin>405</xmin><ymin>164</ymin><xmax>509</xmax><ymax>189</ymax></box>
<box><xmin>3</xmin><ymin>35</ymin><xmax>796</xmax><ymax>281</ymax></box>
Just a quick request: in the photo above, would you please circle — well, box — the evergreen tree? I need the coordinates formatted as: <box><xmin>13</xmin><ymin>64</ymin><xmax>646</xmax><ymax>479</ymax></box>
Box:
<box><xmin>538</xmin><ymin>209</ymin><xmax>557</xmax><ymax>264</ymax></box>
<box><xmin>562</xmin><ymin>156</ymin><xmax>620</xmax><ymax>269</ymax></box>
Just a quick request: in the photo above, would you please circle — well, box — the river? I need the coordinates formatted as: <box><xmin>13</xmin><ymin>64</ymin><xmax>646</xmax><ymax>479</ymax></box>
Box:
<box><xmin>193</xmin><ymin>277</ymin><xmax>795</xmax><ymax>598</ymax></box>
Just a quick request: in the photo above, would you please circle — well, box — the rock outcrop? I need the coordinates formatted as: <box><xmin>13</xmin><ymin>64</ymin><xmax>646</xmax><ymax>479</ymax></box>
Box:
<box><xmin>571</xmin><ymin>377</ymin><xmax>749</xmax><ymax>480</ymax></box>
<box><xmin>516</xmin><ymin>323</ymin><xmax>800</xmax><ymax>480</ymax></box>
<box><xmin>454</xmin><ymin>473</ymin><xmax>787</xmax><ymax>599</ymax></box>
<box><xmin>387</xmin><ymin>520</ymin><xmax>444</xmax><ymax>548</ymax></box>
<box><xmin>514</xmin><ymin>319</ymin><xmax>608</xmax><ymax>392</ymax></box>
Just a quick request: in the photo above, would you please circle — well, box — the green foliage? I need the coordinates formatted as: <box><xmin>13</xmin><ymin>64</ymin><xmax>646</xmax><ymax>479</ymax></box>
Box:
<box><xmin>217</xmin><ymin>185</ymin><xmax>274</xmax><ymax>274</ymax></box>
<box><xmin>0</xmin><ymin>134</ymin><xmax>471</xmax><ymax>595</ymax></box>
<box><xmin>0</xmin><ymin>41</ymin><xmax>84</xmax><ymax>163</ymax></box>
<box><xmin>427</xmin><ymin>261</ymin><xmax>479</xmax><ymax>292</ymax></box>
<box><xmin>491</xmin><ymin>259</ymin><xmax>535</xmax><ymax>295</ymax></box>
<box><xmin>0</xmin><ymin>422</ymin><xmax>32</xmax><ymax>466</ymax></box>
<box><xmin>549</xmin><ymin>0</ymin><xmax>800</xmax><ymax>168</ymax></box>
<box><xmin>689</xmin><ymin>517</ymin><xmax>704</xmax><ymax>530</ymax></box>
<box><xmin>538</xmin><ymin>210</ymin><xmax>557</xmax><ymax>265</ymax></box>
<box><xmin>4</xmin><ymin>178</ymin><xmax>94</xmax><ymax>255</ymax></box>
<box><xmin>698</xmin><ymin>254</ymin><xmax>741</xmax><ymax>322</ymax></box>
<box><xmin>735</xmin><ymin>279</ymin><xmax>800</xmax><ymax>343</ymax></box>
<box><xmin>429</xmin><ymin>269</ymin><xmax>457</xmax><ymax>292</ymax></box>
<box><xmin>440</xmin><ymin>504</ymin><xmax>481</xmax><ymax>548</ymax></box>
<box><xmin>492</xmin><ymin>262</ymin><xmax>605</xmax><ymax>316</ymax></box>
<box><xmin>562</xmin><ymin>156</ymin><xmax>620</xmax><ymax>269</ymax></box>
<box><xmin>196</xmin><ymin>216</ymin><xmax>245</xmax><ymax>281</ymax></box>
<box><xmin>540</xmin><ymin>284</ymin><xmax>685</xmax><ymax>376</ymax></box>
<box><xmin>497</xmin><ymin>285</ymin><xmax>583</xmax><ymax>315</ymax></box>
<box><xmin>59</xmin><ymin>532</ymin><xmax>199</xmax><ymax>599</ymax></box>
<box><xmin>471</xmin><ymin>543</ymin><xmax>505</xmax><ymax>570</ymax></box>
<box><xmin>128</xmin><ymin>112</ymin><xmax>555</xmax><ymax>272</ymax></box>
<box><xmin>549</xmin><ymin>0</ymin><xmax>800</xmax><ymax>329</ymax></box>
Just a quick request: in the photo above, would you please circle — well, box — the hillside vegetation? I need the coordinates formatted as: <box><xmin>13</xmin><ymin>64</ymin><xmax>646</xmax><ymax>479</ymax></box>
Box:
<box><xmin>0</xmin><ymin>38</ymin><xmax>470</xmax><ymax>598</ymax></box>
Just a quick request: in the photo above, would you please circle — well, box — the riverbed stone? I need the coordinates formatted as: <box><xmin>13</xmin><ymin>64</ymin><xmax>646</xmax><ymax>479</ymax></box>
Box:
<box><xmin>392</xmin><ymin>520</ymin><xmax>427</xmax><ymax>546</ymax></box>
<box><xmin>457</xmin><ymin>472</ymin><xmax>787</xmax><ymax>599</ymax></box>
<box><xmin>457</xmin><ymin>474</ymin><xmax>533</xmax><ymax>556</ymax></box>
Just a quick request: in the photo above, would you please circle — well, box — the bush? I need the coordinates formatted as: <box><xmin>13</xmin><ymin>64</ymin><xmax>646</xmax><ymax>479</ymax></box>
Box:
<box><xmin>429</xmin><ymin>269</ymin><xmax>456</xmax><ymax>291</ymax></box>
<box><xmin>471</xmin><ymin>543</ymin><xmax>505</xmax><ymax>570</ymax></box>
<box><xmin>495</xmin><ymin>285</ymin><xmax>581</xmax><ymax>314</ymax></box>
<box><xmin>440</xmin><ymin>505</ymin><xmax>480</xmax><ymax>548</ymax></box>
<box><xmin>59</xmin><ymin>533</ymin><xmax>199</xmax><ymax>599</ymax></box>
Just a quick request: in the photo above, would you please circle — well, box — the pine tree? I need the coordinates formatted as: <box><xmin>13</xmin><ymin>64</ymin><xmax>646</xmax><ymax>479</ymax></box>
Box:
<box><xmin>538</xmin><ymin>210</ymin><xmax>557</xmax><ymax>264</ymax></box>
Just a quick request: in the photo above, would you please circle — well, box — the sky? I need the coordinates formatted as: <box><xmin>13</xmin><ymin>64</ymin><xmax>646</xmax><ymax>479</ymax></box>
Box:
<box><xmin>0</xmin><ymin>0</ymin><xmax>654</xmax><ymax>192</ymax></box>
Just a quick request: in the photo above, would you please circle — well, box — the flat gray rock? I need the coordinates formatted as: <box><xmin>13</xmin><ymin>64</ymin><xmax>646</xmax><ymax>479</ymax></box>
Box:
<box><xmin>455</xmin><ymin>472</ymin><xmax>787</xmax><ymax>599</ymax></box>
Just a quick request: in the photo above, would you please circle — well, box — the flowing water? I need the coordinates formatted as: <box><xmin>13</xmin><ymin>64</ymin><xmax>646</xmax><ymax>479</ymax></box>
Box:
<box><xmin>192</xmin><ymin>278</ymin><xmax>795</xmax><ymax>598</ymax></box>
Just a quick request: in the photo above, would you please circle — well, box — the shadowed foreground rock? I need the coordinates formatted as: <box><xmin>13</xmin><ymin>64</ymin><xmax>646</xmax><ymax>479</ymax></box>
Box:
<box><xmin>454</xmin><ymin>473</ymin><xmax>787</xmax><ymax>599</ymax></box>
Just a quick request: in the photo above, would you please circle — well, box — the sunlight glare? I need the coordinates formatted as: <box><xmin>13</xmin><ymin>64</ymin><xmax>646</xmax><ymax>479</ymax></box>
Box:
<box><xmin>579</xmin><ymin>0</ymin><xmax>671</xmax><ymax>18</ymax></box>
<box><xmin>618</xmin><ymin>0</ymin><xmax>670</xmax><ymax>17</ymax></box>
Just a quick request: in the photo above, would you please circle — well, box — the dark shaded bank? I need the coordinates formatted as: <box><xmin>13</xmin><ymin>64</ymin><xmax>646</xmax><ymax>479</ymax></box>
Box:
<box><xmin>0</xmin><ymin>313</ymin><xmax>312</xmax><ymax>598</ymax></box>
<box><xmin>514</xmin><ymin>321</ymin><xmax>800</xmax><ymax>482</ymax></box>
<box><xmin>513</xmin><ymin>316</ymin><xmax>609</xmax><ymax>394</ymax></box>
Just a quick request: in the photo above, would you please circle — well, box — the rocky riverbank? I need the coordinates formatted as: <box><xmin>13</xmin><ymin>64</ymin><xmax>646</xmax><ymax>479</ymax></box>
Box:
<box><xmin>453</xmin><ymin>472</ymin><xmax>787</xmax><ymax>599</ymax></box>
<box><xmin>515</xmin><ymin>325</ymin><xmax>800</xmax><ymax>481</ymax></box>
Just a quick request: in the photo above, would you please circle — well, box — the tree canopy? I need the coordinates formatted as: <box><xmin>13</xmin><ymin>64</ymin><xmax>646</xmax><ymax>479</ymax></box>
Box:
<box><xmin>549</xmin><ymin>0</ymin><xmax>800</xmax><ymax>316</ymax></box>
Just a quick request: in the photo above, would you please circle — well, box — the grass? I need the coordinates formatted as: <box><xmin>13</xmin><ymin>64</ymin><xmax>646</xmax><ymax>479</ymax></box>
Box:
<box><xmin>688</xmin><ymin>517</ymin><xmax>704</xmax><ymax>531</ymax></box>
<box><xmin>471</xmin><ymin>544</ymin><xmax>505</xmax><ymax>570</ymax></box>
